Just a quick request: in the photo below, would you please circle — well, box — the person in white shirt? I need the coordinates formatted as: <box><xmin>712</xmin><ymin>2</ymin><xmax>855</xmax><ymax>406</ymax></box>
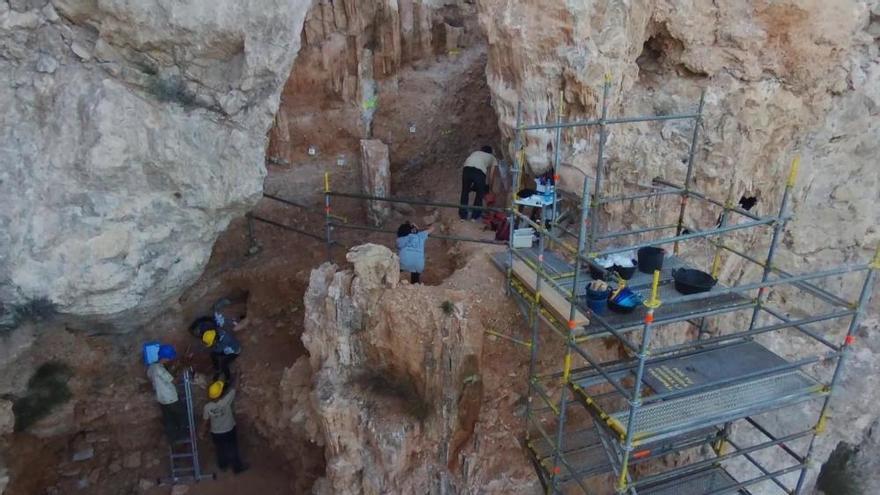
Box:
<box><xmin>459</xmin><ymin>145</ymin><xmax>498</xmax><ymax>221</ymax></box>
<box><xmin>201</xmin><ymin>380</ymin><xmax>247</xmax><ymax>474</ymax></box>
<box><xmin>146</xmin><ymin>345</ymin><xmax>186</xmax><ymax>442</ymax></box>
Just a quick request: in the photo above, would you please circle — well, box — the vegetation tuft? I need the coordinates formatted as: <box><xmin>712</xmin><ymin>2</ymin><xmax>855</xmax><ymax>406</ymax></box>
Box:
<box><xmin>13</xmin><ymin>361</ymin><xmax>74</xmax><ymax>432</ymax></box>
<box><xmin>440</xmin><ymin>300</ymin><xmax>455</xmax><ymax>316</ymax></box>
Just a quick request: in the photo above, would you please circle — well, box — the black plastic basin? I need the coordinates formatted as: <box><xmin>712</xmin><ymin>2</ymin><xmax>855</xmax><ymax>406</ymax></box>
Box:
<box><xmin>611</xmin><ymin>262</ymin><xmax>638</xmax><ymax>280</ymax></box>
<box><xmin>673</xmin><ymin>268</ymin><xmax>717</xmax><ymax>294</ymax></box>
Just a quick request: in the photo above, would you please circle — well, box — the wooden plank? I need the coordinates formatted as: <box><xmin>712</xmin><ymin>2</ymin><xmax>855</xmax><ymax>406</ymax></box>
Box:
<box><xmin>511</xmin><ymin>259</ymin><xmax>589</xmax><ymax>326</ymax></box>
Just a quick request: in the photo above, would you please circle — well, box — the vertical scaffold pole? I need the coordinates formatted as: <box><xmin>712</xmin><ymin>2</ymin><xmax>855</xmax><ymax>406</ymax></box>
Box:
<box><xmin>794</xmin><ymin>246</ymin><xmax>879</xmax><ymax>494</ymax></box>
<box><xmin>616</xmin><ymin>270</ymin><xmax>661</xmax><ymax>494</ymax></box>
<box><xmin>747</xmin><ymin>157</ymin><xmax>799</xmax><ymax>332</ymax></box>
<box><xmin>673</xmin><ymin>89</ymin><xmax>706</xmax><ymax>256</ymax></box>
<box><xmin>508</xmin><ymin>103</ymin><xmax>524</xmax><ymax>296</ymax></box>
<box><xmin>698</xmin><ymin>180</ymin><xmax>736</xmax><ymax>340</ymax></box>
<box><xmin>549</xmin><ymin>175</ymin><xmax>591</xmax><ymax>492</ymax></box>
<box><xmin>549</xmin><ymin>91</ymin><xmax>564</xmax><ymax>232</ymax></box>
<box><xmin>324</xmin><ymin>172</ymin><xmax>332</xmax><ymax>262</ymax></box>
<box><xmin>524</xmin><ymin>192</ymin><xmax>550</xmax><ymax>438</ymax></box>
<box><xmin>587</xmin><ymin>75</ymin><xmax>612</xmax><ymax>256</ymax></box>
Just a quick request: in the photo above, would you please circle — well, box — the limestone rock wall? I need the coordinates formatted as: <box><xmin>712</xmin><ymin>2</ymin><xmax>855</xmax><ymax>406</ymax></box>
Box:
<box><xmin>477</xmin><ymin>0</ymin><xmax>880</xmax><ymax>492</ymax></box>
<box><xmin>0</xmin><ymin>0</ymin><xmax>311</xmax><ymax>330</ymax></box>
<box><xmin>287</xmin><ymin>244</ymin><xmax>537</xmax><ymax>494</ymax></box>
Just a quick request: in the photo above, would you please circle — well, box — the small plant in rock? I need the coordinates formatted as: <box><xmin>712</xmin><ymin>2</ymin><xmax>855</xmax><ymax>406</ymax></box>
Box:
<box><xmin>13</xmin><ymin>361</ymin><xmax>74</xmax><ymax>432</ymax></box>
<box><xmin>440</xmin><ymin>300</ymin><xmax>455</xmax><ymax>316</ymax></box>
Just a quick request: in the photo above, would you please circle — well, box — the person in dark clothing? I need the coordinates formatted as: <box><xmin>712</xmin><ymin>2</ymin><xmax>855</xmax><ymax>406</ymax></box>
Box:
<box><xmin>459</xmin><ymin>145</ymin><xmax>498</xmax><ymax>220</ymax></box>
<box><xmin>201</xmin><ymin>381</ymin><xmax>247</xmax><ymax>474</ymax></box>
<box><xmin>201</xmin><ymin>328</ymin><xmax>241</xmax><ymax>383</ymax></box>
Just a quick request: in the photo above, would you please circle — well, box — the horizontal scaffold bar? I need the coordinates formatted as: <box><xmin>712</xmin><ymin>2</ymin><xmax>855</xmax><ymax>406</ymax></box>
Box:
<box><xmin>709</xmin><ymin>239</ymin><xmax>852</xmax><ymax>307</ymax></box>
<box><xmin>518</xmin><ymin>112</ymin><xmax>701</xmax><ymax>132</ymax></box>
<box><xmin>595</xmin><ymin>223</ymin><xmax>678</xmax><ymax>241</ymax></box>
<box><xmin>596</xmin><ymin>216</ymin><xmax>778</xmax><ymax>256</ymax></box>
<box><xmin>329</xmin><ymin>222</ymin><xmax>505</xmax><ymax>246</ymax></box>
<box><xmin>653</xmin><ymin>178</ymin><xmax>763</xmax><ymax>221</ymax></box>
<box><xmin>327</xmin><ymin>190</ymin><xmax>510</xmax><ymax>213</ymax></box>
<box><xmin>597</xmin><ymin>188</ymin><xmax>682</xmax><ymax>205</ymax></box>
<box><xmin>250</xmin><ymin>215</ymin><xmax>329</xmax><ymax>243</ymax></box>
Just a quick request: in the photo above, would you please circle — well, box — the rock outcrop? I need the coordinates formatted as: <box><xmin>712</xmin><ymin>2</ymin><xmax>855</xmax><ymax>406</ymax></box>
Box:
<box><xmin>477</xmin><ymin>0</ymin><xmax>880</xmax><ymax>491</ymax></box>
<box><xmin>359</xmin><ymin>139</ymin><xmax>392</xmax><ymax>226</ymax></box>
<box><xmin>285</xmin><ymin>244</ymin><xmax>538</xmax><ymax>494</ymax></box>
<box><xmin>0</xmin><ymin>0</ymin><xmax>312</xmax><ymax>329</ymax></box>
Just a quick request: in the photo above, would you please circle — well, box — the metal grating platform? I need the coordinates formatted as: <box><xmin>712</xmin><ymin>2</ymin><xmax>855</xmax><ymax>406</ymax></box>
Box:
<box><xmin>642</xmin><ymin>341</ymin><xmax>790</xmax><ymax>394</ymax></box>
<box><xmin>639</xmin><ymin>466</ymin><xmax>747</xmax><ymax>495</ymax></box>
<box><xmin>527</xmin><ymin>425</ymin><xmax>720</xmax><ymax>484</ymax></box>
<box><xmin>490</xmin><ymin>250</ymin><xmax>751</xmax><ymax>338</ymax></box>
<box><xmin>608</xmin><ymin>371</ymin><xmax>823</xmax><ymax>441</ymax></box>
<box><xmin>527</xmin><ymin>427</ymin><xmax>611</xmax><ymax>481</ymax></box>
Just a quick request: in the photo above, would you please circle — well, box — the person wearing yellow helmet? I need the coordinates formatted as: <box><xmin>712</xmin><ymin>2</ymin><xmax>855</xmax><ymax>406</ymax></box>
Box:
<box><xmin>201</xmin><ymin>380</ymin><xmax>247</xmax><ymax>474</ymax></box>
<box><xmin>200</xmin><ymin>326</ymin><xmax>241</xmax><ymax>384</ymax></box>
<box><xmin>189</xmin><ymin>301</ymin><xmax>243</xmax><ymax>384</ymax></box>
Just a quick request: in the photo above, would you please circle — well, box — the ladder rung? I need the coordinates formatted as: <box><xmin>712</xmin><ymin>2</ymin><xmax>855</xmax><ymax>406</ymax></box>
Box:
<box><xmin>172</xmin><ymin>453</ymin><xmax>194</xmax><ymax>459</ymax></box>
<box><xmin>173</xmin><ymin>467</ymin><xmax>195</xmax><ymax>473</ymax></box>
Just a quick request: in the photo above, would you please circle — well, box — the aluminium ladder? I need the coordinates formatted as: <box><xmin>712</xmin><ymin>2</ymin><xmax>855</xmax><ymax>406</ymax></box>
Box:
<box><xmin>160</xmin><ymin>368</ymin><xmax>214</xmax><ymax>484</ymax></box>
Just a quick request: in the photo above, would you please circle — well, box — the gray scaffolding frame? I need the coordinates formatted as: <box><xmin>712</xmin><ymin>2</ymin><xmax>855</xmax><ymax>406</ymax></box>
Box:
<box><xmin>503</xmin><ymin>77</ymin><xmax>878</xmax><ymax>495</ymax></box>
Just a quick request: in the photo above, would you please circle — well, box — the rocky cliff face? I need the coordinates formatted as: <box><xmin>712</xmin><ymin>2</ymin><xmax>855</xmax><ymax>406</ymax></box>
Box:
<box><xmin>283</xmin><ymin>243</ymin><xmax>538</xmax><ymax>494</ymax></box>
<box><xmin>0</xmin><ymin>0</ymin><xmax>311</xmax><ymax>330</ymax></box>
<box><xmin>478</xmin><ymin>0</ymin><xmax>879</xmax><ymax>492</ymax></box>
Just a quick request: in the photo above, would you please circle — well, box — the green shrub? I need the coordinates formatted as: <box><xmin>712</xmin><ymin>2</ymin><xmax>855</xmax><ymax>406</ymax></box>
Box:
<box><xmin>440</xmin><ymin>300</ymin><xmax>455</xmax><ymax>316</ymax></box>
<box><xmin>13</xmin><ymin>361</ymin><xmax>73</xmax><ymax>432</ymax></box>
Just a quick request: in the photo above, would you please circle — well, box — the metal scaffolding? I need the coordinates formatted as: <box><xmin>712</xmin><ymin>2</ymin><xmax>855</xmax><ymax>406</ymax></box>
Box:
<box><xmin>243</xmin><ymin>78</ymin><xmax>877</xmax><ymax>495</ymax></box>
<box><xmin>497</xmin><ymin>77</ymin><xmax>878</xmax><ymax>495</ymax></box>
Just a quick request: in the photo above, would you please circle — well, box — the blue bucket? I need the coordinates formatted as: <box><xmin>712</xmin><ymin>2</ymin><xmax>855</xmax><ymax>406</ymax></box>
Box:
<box><xmin>586</xmin><ymin>287</ymin><xmax>610</xmax><ymax>315</ymax></box>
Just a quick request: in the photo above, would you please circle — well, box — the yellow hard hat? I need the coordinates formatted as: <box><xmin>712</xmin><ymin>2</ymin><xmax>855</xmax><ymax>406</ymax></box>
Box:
<box><xmin>201</xmin><ymin>329</ymin><xmax>217</xmax><ymax>346</ymax></box>
<box><xmin>208</xmin><ymin>380</ymin><xmax>225</xmax><ymax>400</ymax></box>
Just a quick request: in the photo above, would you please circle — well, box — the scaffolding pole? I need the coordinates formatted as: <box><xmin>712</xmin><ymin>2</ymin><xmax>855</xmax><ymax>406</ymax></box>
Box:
<box><xmin>748</xmin><ymin>157</ymin><xmax>799</xmax><ymax>333</ymax></box>
<box><xmin>508</xmin><ymin>102</ymin><xmax>524</xmax><ymax>297</ymax></box>
<box><xmin>794</xmin><ymin>246</ymin><xmax>879</xmax><ymax>494</ymax></box>
<box><xmin>524</xmin><ymin>183</ymin><xmax>550</xmax><ymax>440</ymax></box>
<box><xmin>550</xmin><ymin>175</ymin><xmax>591</xmax><ymax>492</ymax></box>
<box><xmin>587</xmin><ymin>75</ymin><xmax>611</xmax><ymax>259</ymax></box>
<box><xmin>673</xmin><ymin>89</ymin><xmax>705</xmax><ymax>255</ymax></box>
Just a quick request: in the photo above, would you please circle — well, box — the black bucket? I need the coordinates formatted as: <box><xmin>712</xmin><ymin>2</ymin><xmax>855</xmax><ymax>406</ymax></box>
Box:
<box><xmin>673</xmin><ymin>268</ymin><xmax>717</xmax><ymax>294</ymax></box>
<box><xmin>611</xmin><ymin>261</ymin><xmax>638</xmax><ymax>280</ymax></box>
<box><xmin>637</xmin><ymin>247</ymin><xmax>665</xmax><ymax>274</ymax></box>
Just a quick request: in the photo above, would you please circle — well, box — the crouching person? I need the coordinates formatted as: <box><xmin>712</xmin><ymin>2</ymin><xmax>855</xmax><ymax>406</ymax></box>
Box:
<box><xmin>202</xmin><ymin>380</ymin><xmax>248</xmax><ymax>474</ymax></box>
